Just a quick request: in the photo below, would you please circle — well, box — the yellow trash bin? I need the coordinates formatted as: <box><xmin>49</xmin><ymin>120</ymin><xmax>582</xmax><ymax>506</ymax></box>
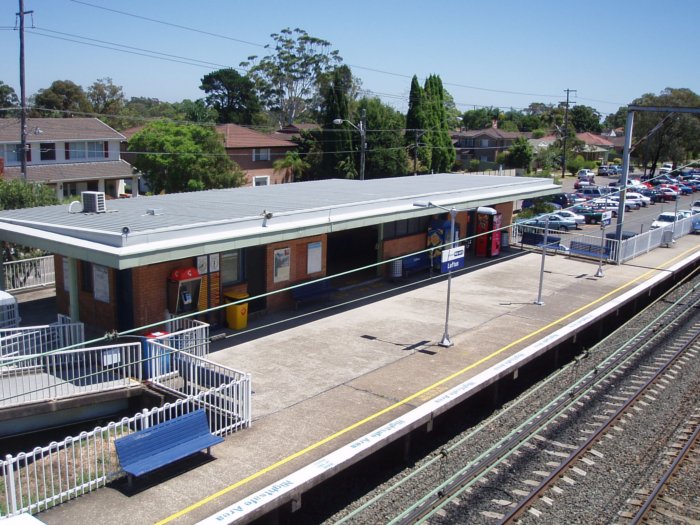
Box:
<box><xmin>224</xmin><ymin>292</ymin><xmax>249</xmax><ymax>329</ymax></box>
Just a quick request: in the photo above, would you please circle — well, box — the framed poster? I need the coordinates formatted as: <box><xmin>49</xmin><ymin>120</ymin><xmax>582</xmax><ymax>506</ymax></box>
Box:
<box><xmin>93</xmin><ymin>264</ymin><xmax>110</xmax><ymax>303</ymax></box>
<box><xmin>273</xmin><ymin>247</ymin><xmax>291</xmax><ymax>283</ymax></box>
<box><xmin>307</xmin><ymin>241</ymin><xmax>322</xmax><ymax>274</ymax></box>
<box><xmin>196</xmin><ymin>254</ymin><xmax>221</xmax><ymax>275</ymax></box>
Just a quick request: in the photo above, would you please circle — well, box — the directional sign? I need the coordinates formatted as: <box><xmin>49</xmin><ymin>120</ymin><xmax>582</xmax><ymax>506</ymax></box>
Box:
<box><xmin>441</xmin><ymin>246</ymin><xmax>465</xmax><ymax>273</ymax></box>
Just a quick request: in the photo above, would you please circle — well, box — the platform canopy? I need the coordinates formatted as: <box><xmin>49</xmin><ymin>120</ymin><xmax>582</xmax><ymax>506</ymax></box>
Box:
<box><xmin>0</xmin><ymin>174</ymin><xmax>560</xmax><ymax>269</ymax></box>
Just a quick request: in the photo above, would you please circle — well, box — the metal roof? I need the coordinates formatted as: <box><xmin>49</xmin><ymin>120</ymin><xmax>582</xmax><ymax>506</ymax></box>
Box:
<box><xmin>0</xmin><ymin>173</ymin><xmax>559</xmax><ymax>269</ymax></box>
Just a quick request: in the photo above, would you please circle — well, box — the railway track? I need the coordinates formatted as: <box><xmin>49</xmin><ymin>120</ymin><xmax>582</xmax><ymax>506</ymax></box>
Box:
<box><xmin>326</xmin><ymin>272</ymin><xmax>700</xmax><ymax>525</ymax></box>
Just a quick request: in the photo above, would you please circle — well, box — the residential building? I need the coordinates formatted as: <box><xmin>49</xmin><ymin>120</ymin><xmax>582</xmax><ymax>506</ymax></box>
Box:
<box><xmin>0</xmin><ymin>118</ymin><xmax>136</xmax><ymax>200</ymax></box>
<box><xmin>452</xmin><ymin>126</ymin><xmax>531</xmax><ymax>166</ymax></box>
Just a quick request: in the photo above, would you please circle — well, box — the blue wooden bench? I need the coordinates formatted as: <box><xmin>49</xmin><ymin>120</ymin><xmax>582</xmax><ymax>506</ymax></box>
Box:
<box><xmin>520</xmin><ymin>232</ymin><xmax>564</xmax><ymax>251</ymax></box>
<box><xmin>115</xmin><ymin>409</ymin><xmax>223</xmax><ymax>487</ymax></box>
<box><xmin>291</xmin><ymin>279</ymin><xmax>337</xmax><ymax>309</ymax></box>
<box><xmin>569</xmin><ymin>240</ymin><xmax>610</xmax><ymax>259</ymax></box>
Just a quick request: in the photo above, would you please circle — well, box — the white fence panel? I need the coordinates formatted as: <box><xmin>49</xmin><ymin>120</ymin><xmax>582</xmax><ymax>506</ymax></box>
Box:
<box><xmin>3</xmin><ymin>256</ymin><xmax>55</xmax><ymax>292</ymax></box>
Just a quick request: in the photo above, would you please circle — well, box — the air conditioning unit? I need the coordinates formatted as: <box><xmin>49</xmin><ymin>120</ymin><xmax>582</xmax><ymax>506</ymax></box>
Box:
<box><xmin>82</xmin><ymin>191</ymin><xmax>106</xmax><ymax>213</ymax></box>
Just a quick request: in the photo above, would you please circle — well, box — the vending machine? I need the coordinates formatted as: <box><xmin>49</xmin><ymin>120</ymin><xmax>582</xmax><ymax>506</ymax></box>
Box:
<box><xmin>475</xmin><ymin>211</ymin><xmax>502</xmax><ymax>257</ymax></box>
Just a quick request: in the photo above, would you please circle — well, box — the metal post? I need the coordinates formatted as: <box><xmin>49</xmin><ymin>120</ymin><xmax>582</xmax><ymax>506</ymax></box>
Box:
<box><xmin>615</xmin><ymin>110</ymin><xmax>635</xmax><ymax>259</ymax></box>
<box><xmin>359</xmin><ymin>109</ymin><xmax>366</xmax><ymax>181</ymax></box>
<box><xmin>438</xmin><ymin>208</ymin><xmax>457</xmax><ymax>347</ymax></box>
<box><xmin>19</xmin><ymin>0</ymin><xmax>29</xmax><ymax>182</ymax></box>
<box><xmin>595</xmin><ymin>222</ymin><xmax>605</xmax><ymax>278</ymax></box>
<box><xmin>672</xmin><ymin>193</ymin><xmax>679</xmax><ymax>242</ymax></box>
<box><xmin>561</xmin><ymin>89</ymin><xmax>576</xmax><ymax>179</ymax></box>
<box><xmin>534</xmin><ymin>216</ymin><xmax>549</xmax><ymax>305</ymax></box>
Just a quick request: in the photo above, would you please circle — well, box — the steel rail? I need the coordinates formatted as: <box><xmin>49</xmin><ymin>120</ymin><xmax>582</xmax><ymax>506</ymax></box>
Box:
<box><xmin>391</xmin><ymin>282</ymin><xmax>700</xmax><ymax>525</ymax></box>
<box><xmin>630</xmin><ymin>419</ymin><xmax>700</xmax><ymax>524</ymax></box>
<box><xmin>499</xmin><ymin>323</ymin><xmax>700</xmax><ymax>523</ymax></box>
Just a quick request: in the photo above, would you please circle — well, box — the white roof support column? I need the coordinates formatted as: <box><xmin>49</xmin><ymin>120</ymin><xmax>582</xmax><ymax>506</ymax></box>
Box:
<box><xmin>67</xmin><ymin>256</ymin><xmax>80</xmax><ymax>322</ymax></box>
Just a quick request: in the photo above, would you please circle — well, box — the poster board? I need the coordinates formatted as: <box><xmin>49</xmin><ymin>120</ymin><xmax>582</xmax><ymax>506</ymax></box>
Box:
<box><xmin>93</xmin><ymin>264</ymin><xmax>109</xmax><ymax>303</ymax></box>
<box><xmin>307</xmin><ymin>242</ymin><xmax>322</xmax><ymax>274</ymax></box>
<box><xmin>273</xmin><ymin>247</ymin><xmax>291</xmax><ymax>283</ymax></box>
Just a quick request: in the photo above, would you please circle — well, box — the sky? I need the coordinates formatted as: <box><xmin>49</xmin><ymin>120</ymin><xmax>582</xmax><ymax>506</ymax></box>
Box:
<box><xmin>1</xmin><ymin>0</ymin><xmax>699</xmax><ymax>121</ymax></box>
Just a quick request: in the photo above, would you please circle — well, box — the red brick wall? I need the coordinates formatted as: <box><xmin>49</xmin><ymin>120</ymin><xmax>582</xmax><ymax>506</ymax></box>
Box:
<box><xmin>265</xmin><ymin>234</ymin><xmax>327</xmax><ymax>311</ymax></box>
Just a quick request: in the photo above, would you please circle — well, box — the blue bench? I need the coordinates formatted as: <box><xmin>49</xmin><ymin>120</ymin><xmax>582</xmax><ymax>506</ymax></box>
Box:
<box><xmin>569</xmin><ymin>240</ymin><xmax>610</xmax><ymax>258</ymax></box>
<box><xmin>291</xmin><ymin>279</ymin><xmax>337</xmax><ymax>309</ymax></box>
<box><xmin>115</xmin><ymin>409</ymin><xmax>223</xmax><ymax>487</ymax></box>
<box><xmin>521</xmin><ymin>232</ymin><xmax>563</xmax><ymax>251</ymax></box>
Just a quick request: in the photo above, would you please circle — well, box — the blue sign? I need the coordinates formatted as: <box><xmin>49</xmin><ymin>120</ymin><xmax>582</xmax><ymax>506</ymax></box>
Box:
<box><xmin>440</xmin><ymin>246</ymin><xmax>465</xmax><ymax>273</ymax></box>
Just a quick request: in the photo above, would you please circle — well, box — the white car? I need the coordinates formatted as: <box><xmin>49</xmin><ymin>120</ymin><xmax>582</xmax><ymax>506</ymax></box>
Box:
<box><xmin>691</xmin><ymin>200</ymin><xmax>700</xmax><ymax>213</ymax></box>
<box><xmin>553</xmin><ymin>209</ymin><xmax>585</xmax><ymax>226</ymax></box>
<box><xmin>625</xmin><ymin>192</ymin><xmax>650</xmax><ymax>207</ymax></box>
<box><xmin>606</xmin><ymin>195</ymin><xmax>641</xmax><ymax>210</ymax></box>
<box><xmin>650</xmin><ymin>211</ymin><xmax>682</xmax><ymax>229</ymax></box>
<box><xmin>577</xmin><ymin>169</ymin><xmax>596</xmax><ymax>181</ymax></box>
<box><xmin>658</xmin><ymin>187</ymin><xmax>678</xmax><ymax>200</ymax></box>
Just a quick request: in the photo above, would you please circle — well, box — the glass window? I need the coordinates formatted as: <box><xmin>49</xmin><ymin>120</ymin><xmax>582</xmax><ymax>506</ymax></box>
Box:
<box><xmin>253</xmin><ymin>148</ymin><xmax>270</xmax><ymax>161</ymax></box>
<box><xmin>481</xmin><ymin>139</ymin><xmax>490</xmax><ymax>148</ymax></box>
<box><xmin>87</xmin><ymin>142</ymin><xmax>103</xmax><ymax>159</ymax></box>
<box><xmin>80</xmin><ymin>261</ymin><xmax>93</xmax><ymax>293</ymax></box>
<box><xmin>0</xmin><ymin>144</ymin><xmax>22</xmax><ymax>164</ymax></box>
<box><xmin>253</xmin><ymin>176</ymin><xmax>269</xmax><ymax>186</ymax></box>
<box><xmin>68</xmin><ymin>142</ymin><xmax>86</xmax><ymax>159</ymax></box>
<box><xmin>220</xmin><ymin>250</ymin><xmax>242</xmax><ymax>285</ymax></box>
<box><xmin>40</xmin><ymin>143</ymin><xmax>56</xmax><ymax>161</ymax></box>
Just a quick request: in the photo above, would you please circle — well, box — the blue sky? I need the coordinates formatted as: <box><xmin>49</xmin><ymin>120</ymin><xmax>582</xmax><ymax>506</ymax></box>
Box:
<box><xmin>1</xmin><ymin>0</ymin><xmax>698</xmax><ymax>120</ymax></box>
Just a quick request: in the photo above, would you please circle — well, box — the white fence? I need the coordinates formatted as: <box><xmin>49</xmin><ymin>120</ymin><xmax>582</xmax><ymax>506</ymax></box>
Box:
<box><xmin>0</xmin><ymin>324</ymin><xmax>251</xmax><ymax>519</ymax></box>
<box><xmin>3</xmin><ymin>256</ymin><xmax>55</xmax><ymax>292</ymax></box>
<box><xmin>0</xmin><ymin>319</ymin><xmax>85</xmax><ymax>362</ymax></box>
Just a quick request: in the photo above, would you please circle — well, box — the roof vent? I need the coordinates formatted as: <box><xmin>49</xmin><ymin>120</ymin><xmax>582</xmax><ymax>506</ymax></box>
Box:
<box><xmin>146</xmin><ymin>208</ymin><xmax>163</xmax><ymax>216</ymax></box>
<box><xmin>82</xmin><ymin>191</ymin><xmax>106</xmax><ymax>213</ymax></box>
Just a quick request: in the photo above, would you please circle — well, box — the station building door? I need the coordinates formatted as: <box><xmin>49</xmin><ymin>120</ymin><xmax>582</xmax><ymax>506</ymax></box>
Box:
<box><xmin>326</xmin><ymin>226</ymin><xmax>379</xmax><ymax>284</ymax></box>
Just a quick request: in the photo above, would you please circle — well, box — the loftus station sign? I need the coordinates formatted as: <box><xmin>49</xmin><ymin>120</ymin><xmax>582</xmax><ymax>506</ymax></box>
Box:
<box><xmin>440</xmin><ymin>246</ymin><xmax>465</xmax><ymax>273</ymax></box>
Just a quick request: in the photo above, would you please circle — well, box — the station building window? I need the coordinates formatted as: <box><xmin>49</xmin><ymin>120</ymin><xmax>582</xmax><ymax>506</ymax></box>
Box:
<box><xmin>221</xmin><ymin>250</ymin><xmax>243</xmax><ymax>285</ymax></box>
<box><xmin>383</xmin><ymin>216</ymin><xmax>431</xmax><ymax>240</ymax></box>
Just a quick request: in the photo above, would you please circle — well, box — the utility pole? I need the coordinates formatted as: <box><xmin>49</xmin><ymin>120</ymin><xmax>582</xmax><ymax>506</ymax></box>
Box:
<box><xmin>18</xmin><ymin>0</ymin><xmax>33</xmax><ymax>182</ymax></box>
<box><xmin>560</xmin><ymin>88</ymin><xmax>576</xmax><ymax>178</ymax></box>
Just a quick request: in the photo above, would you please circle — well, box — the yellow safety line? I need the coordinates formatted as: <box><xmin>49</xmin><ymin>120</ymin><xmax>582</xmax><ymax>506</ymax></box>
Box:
<box><xmin>158</xmin><ymin>246</ymin><xmax>699</xmax><ymax>524</ymax></box>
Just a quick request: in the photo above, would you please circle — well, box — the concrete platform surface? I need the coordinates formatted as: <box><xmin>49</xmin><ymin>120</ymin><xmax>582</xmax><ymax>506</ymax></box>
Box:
<box><xmin>35</xmin><ymin>235</ymin><xmax>700</xmax><ymax>525</ymax></box>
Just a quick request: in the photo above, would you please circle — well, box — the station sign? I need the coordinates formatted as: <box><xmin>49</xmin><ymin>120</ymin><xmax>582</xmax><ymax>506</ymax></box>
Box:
<box><xmin>602</xmin><ymin>211</ymin><xmax>612</xmax><ymax>226</ymax></box>
<box><xmin>441</xmin><ymin>246</ymin><xmax>465</xmax><ymax>273</ymax></box>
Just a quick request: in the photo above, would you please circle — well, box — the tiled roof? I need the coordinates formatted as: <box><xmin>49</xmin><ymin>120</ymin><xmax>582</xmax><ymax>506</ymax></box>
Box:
<box><xmin>575</xmin><ymin>132</ymin><xmax>614</xmax><ymax>147</ymax></box>
<box><xmin>0</xmin><ymin>118</ymin><xmax>124</xmax><ymax>143</ymax></box>
<box><xmin>2</xmin><ymin>160</ymin><xmax>135</xmax><ymax>183</ymax></box>
<box><xmin>453</xmin><ymin>128</ymin><xmax>531</xmax><ymax>140</ymax></box>
<box><xmin>216</xmin><ymin>123</ymin><xmax>296</xmax><ymax>149</ymax></box>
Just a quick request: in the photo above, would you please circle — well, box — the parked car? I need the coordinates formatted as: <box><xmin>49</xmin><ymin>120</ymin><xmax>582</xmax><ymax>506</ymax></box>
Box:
<box><xmin>570</xmin><ymin>204</ymin><xmax>610</xmax><ymax>224</ymax></box>
<box><xmin>552</xmin><ymin>209</ymin><xmax>586</xmax><ymax>227</ymax></box>
<box><xmin>608</xmin><ymin>165</ymin><xmax>622</xmax><ymax>175</ymax></box>
<box><xmin>691</xmin><ymin>200</ymin><xmax>700</xmax><ymax>213</ymax></box>
<box><xmin>518</xmin><ymin>213</ymin><xmax>577</xmax><ymax>231</ymax></box>
<box><xmin>577</xmin><ymin>169</ymin><xmax>596</xmax><ymax>182</ymax></box>
<box><xmin>638</xmin><ymin>188</ymin><xmax>663</xmax><ymax>204</ymax></box>
<box><xmin>625</xmin><ymin>191</ymin><xmax>651</xmax><ymax>207</ymax></box>
<box><xmin>656</xmin><ymin>187</ymin><xmax>678</xmax><ymax>201</ymax></box>
<box><xmin>606</xmin><ymin>195</ymin><xmax>641</xmax><ymax>210</ymax></box>
<box><xmin>579</xmin><ymin>186</ymin><xmax>607</xmax><ymax>199</ymax></box>
<box><xmin>650</xmin><ymin>211</ymin><xmax>683</xmax><ymax>229</ymax></box>
<box><xmin>597</xmin><ymin>165</ymin><xmax>611</xmax><ymax>176</ymax></box>
<box><xmin>677</xmin><ymin>184</ymin><xmax>693</xmax><ymax>195</ymax></box>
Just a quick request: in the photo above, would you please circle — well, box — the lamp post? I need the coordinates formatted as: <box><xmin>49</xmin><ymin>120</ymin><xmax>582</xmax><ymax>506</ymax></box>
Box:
<box><xmin>333</xmin><ymin>109</ymin><xmax>366</xmax><ymax>181</ymax></box>
<box><xmin>534</xmin><ymin>215</ymin><xmax>550</xmax><ymax>306</ymax></box>
<box><xmin>595</xmin><ymin>220</ymin><xmax>606</xmax><ymax>278</ymax></box>
<box><xmin>412</xmin><ymin>201</ymin><xmax>496</xmax><ymax>347</ymax></box>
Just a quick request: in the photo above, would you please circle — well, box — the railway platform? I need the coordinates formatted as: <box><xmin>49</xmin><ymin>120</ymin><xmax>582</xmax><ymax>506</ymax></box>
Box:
<box><xmin>34</xmin><ymin>234</ymin><xmax>700</xmax><ymax>525</ymax></box>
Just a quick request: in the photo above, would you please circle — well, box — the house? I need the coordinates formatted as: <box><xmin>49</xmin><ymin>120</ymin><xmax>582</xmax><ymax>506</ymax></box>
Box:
<box><xmin>452</xmin><ymin>126</ymin><xmax>531</xmax><ymax>165</ymax></box>
<box><xmin>529</xmin><ymin>132</ymin><xmax>616</xmax><ymax>163</ymax></box>
<box><xmin>0</xmin><ymin>118</ymin><xmax>137</xmax><ymax>200</ymax></box>
<box><xmin>121</xmin><ymin>123</ymin><xmax>299</xmax><ymax>187</ymax></box>
<box><xmin>273</xmin><ymin>122</ymin><xmax>320</xmax><ymax>140</ymax></box>
<box><xmin>217</xmin><ymin>123</ymin><xmax>297</xmax><ymax>186</ymax></box>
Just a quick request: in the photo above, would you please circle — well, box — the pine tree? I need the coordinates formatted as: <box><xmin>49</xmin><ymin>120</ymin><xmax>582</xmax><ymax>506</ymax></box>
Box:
<box><xmin>423</xmin><ymin>75</ymin><xmax>455</xmax><ymax>173</ymax></box>
<box><xmin>405</xmin><ymin>76</ymin><xmax>430</xmax><ymax>172</ymax></box>
<box><xmin>318</xmin><ymin>66</ymin><xmax>356</xmax><ymax>178</ymax></box>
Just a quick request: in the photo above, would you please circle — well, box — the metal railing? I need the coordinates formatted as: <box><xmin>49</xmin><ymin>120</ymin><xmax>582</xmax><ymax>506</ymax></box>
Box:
<box><xmin>3</xmin><ymin>256</ymin><xmax>55</xmax><ymax>292</ymax></box>
<box><xmin>1</xmin><ymin>372</ymin><xmax>251</xmax><ymax>518</ymax></box>
<box><xmin>0</xmin><ymin>342</ymin><xmax>142</xmax><ymax>408</ymax></box>
<box><xmin>1</xmin><ymin>320</ymin><xmax>85</xmax><ymax>362</ymax></box>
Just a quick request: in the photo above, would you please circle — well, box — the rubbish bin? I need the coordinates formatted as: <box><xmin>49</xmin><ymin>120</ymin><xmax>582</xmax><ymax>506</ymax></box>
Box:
<box><xmin>224</xmin><ymin>292</ymin><xmax>249</xmax><ymax>329</ymax></box>
<box><xmin>142</xmin><ymin>331</ymin><xmax>170</xmax><ymax>379</ymax></box>
<box><xmin>389</xmin><ymin>259</ymin><xmax>403</xmax><ymax>280</ymax></box>
<box><xmin>500</xmin><ymin>231</ymin><xmax>510</xmax><ymax>250</ymax></box>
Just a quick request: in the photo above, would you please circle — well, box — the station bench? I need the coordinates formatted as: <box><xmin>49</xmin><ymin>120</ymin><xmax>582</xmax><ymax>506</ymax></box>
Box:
<box><xmin>568</xmin><ymin>240</ymin><xmax>610</xmax><ymax>259</ymax></box>
<box><xmin>115</xmin><ymin>409</ymin><xmax>223</xmax><ymax>488</ymax></box>
<box><xmin>291</xmin><ymin>279</ymin><xmax>337</xmax><ymax>309</ymax></box>
<box><xmin>520</xmin><ymin>231</ymin><xmax>564</xmax><ymax>252</ymax></box>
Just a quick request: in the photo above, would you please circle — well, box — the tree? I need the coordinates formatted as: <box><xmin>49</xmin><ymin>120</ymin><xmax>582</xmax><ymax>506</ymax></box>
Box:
<box><xmin>423</xmin><ymin>75</ymin><xmax>455</xmax><ymax>173</ymax></box>
<box><xmin>358</xmin><ymin>97</ymin><xmax>408</xmax><ymax>179</ymax></box>
<box><xmin>569</xmin><ymin>105</ymin><xmax>602</xmax><ymax>133</ymax></box>
<box><xmin>32</xmin><ymin>80</ymin><xmax>93</xmax><ymax>117</ymax></box>
<box><xmin>242</xmin><ymin>28</ymin><xmax>342</xmax><ymax>126</ymax></box>
<box><xmin>175</xmin><ymin>99</ymin><xmax>218</xmax><ymax>123</ymax></box>
<box><xmin>87</xmin><ymin>78</ymin><xmax>124</xmax><ymax>116</ymax></box>
<box><xmin>631</xmin><ymin>88</ymin><xmax>700</xmax><ymax>174</ymax></box>
<box><xmin>0</xmin><ymin>81</ymin><xmax>19</xmax><ymax>117</ymax></box>
<box><xmin>316</xmin><ymin>65</ymin><xmax>355</xmax><ymax>179</ymax></box>
<box><xmin>505</xmin><ymin>136</ymin><xmax>533</xmax><ymax>170</ymax></box>
<box><xmin>405</xmin><ymin>75</ymin><xmax>430</xmax><ymax>172</ymax></box>
<box><xmin>0</xmin><ymin>179</ymin><xmax>57</xmax><ymax>210</ymax></box>
<box><xmin>128</xmin><ymin>120</ymin><xmax>245</xmax><ymax>193</ymax></box>
<box><xmin>603</xmin><ymin>106</ymin><xmax>628</xmax><ymax>130</ymax></box>
<box><xmin>461</xmin><ymin>106</ymin><xmax>499</xmax><ymax>130</ymax></box>
<box><xmin>199</xmin><ymin>68</ymin><xmax>261</xmax><ymax>124</ymax></box>
<box><xmin>273</xmin><ymin>151</ymin><xmax>309</xmax><ymax>183</ymax></box>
